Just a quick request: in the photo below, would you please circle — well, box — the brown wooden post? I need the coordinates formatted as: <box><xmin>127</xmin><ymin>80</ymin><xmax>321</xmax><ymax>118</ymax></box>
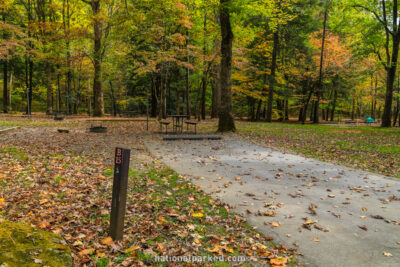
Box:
<box><xmin>110</xmin><ymin>147</ymin><xmax>131</xmax><ymax>241</ymax></box>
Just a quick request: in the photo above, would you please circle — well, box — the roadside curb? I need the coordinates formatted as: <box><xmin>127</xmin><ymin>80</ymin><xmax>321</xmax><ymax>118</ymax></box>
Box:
<box><xmin>0</xmin><ymin>127</ymin><xmax>20</xmax><ymax>134</ymax></box>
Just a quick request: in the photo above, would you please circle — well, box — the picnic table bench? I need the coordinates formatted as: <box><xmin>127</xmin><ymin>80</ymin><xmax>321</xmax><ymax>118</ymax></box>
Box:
<box><xmin>184</xmin><ymin>121</ymin><xmax>198</xmax><ymax>134</ymax></box>
<box><xmin>158</xmin><ymin>121</ymin><xmax>170</xmax><ymax>134</ymax></box>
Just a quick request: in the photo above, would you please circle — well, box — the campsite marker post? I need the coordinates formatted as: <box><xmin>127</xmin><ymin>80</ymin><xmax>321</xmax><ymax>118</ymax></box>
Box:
<box><xmin>110</xmin><ymin>147</ymin><xmax>131</xmax><ymax>241</ymax></box>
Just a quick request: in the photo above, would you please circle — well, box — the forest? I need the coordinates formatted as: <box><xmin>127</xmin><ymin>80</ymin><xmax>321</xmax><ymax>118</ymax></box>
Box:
<box><xmin>2</xmin><ymin>0</ymin><xmax>400</xmax><ymax>130</ymax></box>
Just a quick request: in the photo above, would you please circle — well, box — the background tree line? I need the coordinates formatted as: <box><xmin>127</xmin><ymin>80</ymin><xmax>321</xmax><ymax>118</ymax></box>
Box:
<box><xmin>1</xmin><ymin>0</ymin><xmax>400</xmax><ymax>129</ymax></box>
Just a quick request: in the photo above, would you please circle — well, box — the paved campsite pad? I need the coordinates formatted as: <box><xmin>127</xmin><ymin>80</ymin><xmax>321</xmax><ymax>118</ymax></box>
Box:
<box><xmin>146</xmin><ymin>137</ymin><xmax>400</xmax><ymax>267</ymax></box>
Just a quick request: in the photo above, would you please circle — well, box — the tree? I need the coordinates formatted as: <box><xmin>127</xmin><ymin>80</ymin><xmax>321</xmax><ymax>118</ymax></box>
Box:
<box><xmin>81</xmin><ymin>0</ymin><xmax>104</xmax><ymax>116</ymax></box>
<box><xmin>350</xmin><ymin>0</ymin><xmax>400</xmax><ymax>127</ymax></box>
<box><xmin>217</xmin><ymin>0</ymin><xmax>235</xmax><ymax>132</ymax></box>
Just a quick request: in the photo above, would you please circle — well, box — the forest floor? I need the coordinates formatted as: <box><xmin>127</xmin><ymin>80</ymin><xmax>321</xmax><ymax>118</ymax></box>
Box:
<box><xmin>0</xmin><ymin>115</ymin><xmax>295</xmax><ymax>267</ymax></box>
<box><xmin>147</xmin><ymin>136</ymin><xmax>400</xmax><ymax>267</ymax></box>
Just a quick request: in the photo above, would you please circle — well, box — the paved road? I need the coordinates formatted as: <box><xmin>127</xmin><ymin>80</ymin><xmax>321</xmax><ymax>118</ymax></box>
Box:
<box><xmin>146</xmin><ymin>137</ymin><xmax>400</xmax><ymax>267</ymax></box>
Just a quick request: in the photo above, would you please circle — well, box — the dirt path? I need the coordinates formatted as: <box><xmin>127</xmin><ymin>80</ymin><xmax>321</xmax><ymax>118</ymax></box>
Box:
<box><xmin>146</xmin><ymin>137</ymin><xmax>400</xmax><ymax>267</ymax></box>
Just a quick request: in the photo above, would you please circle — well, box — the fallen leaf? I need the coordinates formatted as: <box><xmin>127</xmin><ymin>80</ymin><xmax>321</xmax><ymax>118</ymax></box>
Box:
<box><xmin>313</xmin><ymin>238</ymin><xmax>320</xmax><ymax>242</ymax></box>
<box><xmin>383</xmin><ymin>252</ymin><xmax>393</xmax><ymax>257</ymax></box>
<box><xmin>101</xmin><ymin>237</ymin><xmax>113</xmax><ymax>246</ymax></box>
<box><xmin>78</xmin><ymin>248</ymin><xmax>95</xmax><ymax>257</ymax></box>
<box><xmin>314</xmin><ymin>225</ymin><xmax>329</xmax><ymax>232</ymax></box>
<box><xmin>328</xmin><ymin>195</ymin><xmax>336</xmax><ymax>198</ymax></box>
<box><xmin>270</xmin><ymin>222</ymin><xmax>280</xmax><ymax>228</ymax></box>
<box><xmin>359</xmin><ymin>225</ymin><xmax>368</xmax><ymax>231</ymax></box>
<box><xmin>270</xmin><ymin>257</ymin><xmax>288</xmax><ymax>266</ymax></box>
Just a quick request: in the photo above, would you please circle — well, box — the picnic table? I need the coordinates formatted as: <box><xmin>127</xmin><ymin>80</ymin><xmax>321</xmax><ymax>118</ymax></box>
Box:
<box><xmin>170</xmin><ymin>115</ymin><xmax>187</xmax><ymax>133</ymax></box>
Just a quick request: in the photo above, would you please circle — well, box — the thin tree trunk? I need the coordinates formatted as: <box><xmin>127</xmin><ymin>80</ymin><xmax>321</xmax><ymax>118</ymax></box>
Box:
<box><xmin>330</xmin><ymin>89</ymin><xmax>337</xmax><ymax>121</ymax></box>
<box><xmin>46</xmin><ymin>63</ymin><xmax>53</xmax><ymax>114</ymax></box>
<box><xmin>57</xmin><ymin>71</ymin><xmax>61</xmax><ymax>112</ymax></box>
<box><xmin>284</xmin><ymin>99</ymin><xmax>289</xmax><ymax>121</ymax></box>
<box><xmin>186</xmin><ymin>29</ymin><xmax>191</xmax><ymax>118</ymax></box>
<box><xmin>2</xmin><ymin>14</ymin><xmax>9</xmax><ymax>113</ymax></box>
<box><xmin>151</xmin><ymin>74</ymin><xmax>158</xmax><ymax>117</ymax></box>
<box><xmin>163</xmin><ymin>65</ymin><xmax>168</xmax><ymax>118</ymax></box>
<box><xmin>256</xmin><ymin>100</ymin><xmax>262</xmax><ymax>121</ymax></box>
<box><xmin>91</xmin><ymin>0</ymin><xmax>104</xmax><ymax>116</ymax></box>
<box><xmin>201</xmin><ymin>9</ymin><xmax>207</xmax><ymax>120</ymax></box>
<box><xmin>211</xmin><ymin>65</ymin><xmax>220</xmax><ymax>118</ymax></box>
<box><xmin>351</xmin><ymin>98</ymin><xmax>355</xmax><ymax>120</ymax></box>
<box><xmin>217</xmin><ymin>0</ymin><xmax>235</xmax><ymax>132</ymax></box>
<box><xmin>8</xmin><ymin>70</ymin><xmax>12</xmax><ymax>111</ymax></box>
<box><xmin>87</xmin><ymin>78</ymin><xmax>91</xmax><ymax>116</ymax></box>
<box><xmin>109</xmin><ymin>80</ymin><xmax>116</xmax><ymax>116</ymax></box>
<box><xmin>29</xmin><ymin>57</ymin><xmax>33</xmax><ymax>114</ymax></box>
<box><xmin>2</xmin><ymin>60</ymin><xmax>8</xmax><ymax>113</ymax></box>
<box><xmin>266</xmin><ymin>27</ymin><xmax>279</xmax><ymax>122</ymax></box>
<box><xmin>176</xmin><ymin>90</ymin><xmax>180</xmax><ymax>115</ymax></box>
<box><xmin>393</xmin><ymin>70</ymin><xmax>400</xmax><ymax>126</ymax></box>
<box><xmin>302</xmin><ymin>88</ymin><xmax>313</xmax><ymax>124</ymax></box>
<box><xmin>314</xmin><ymin>6</ymin><xmax>328</xmax><ymax>124</ymax></box>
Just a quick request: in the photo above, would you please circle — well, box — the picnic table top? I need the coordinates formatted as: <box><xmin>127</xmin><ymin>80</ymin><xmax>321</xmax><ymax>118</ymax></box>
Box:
<box><xmin>169</xmin><ymin>115</ymin><xmax>188</xmax><ymax>118</ymax></box>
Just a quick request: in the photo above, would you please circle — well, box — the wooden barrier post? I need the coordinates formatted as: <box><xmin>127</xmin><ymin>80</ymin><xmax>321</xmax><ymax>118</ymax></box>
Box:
<box><xmin>110</xmin><ymin>147</ymin><xmax>131</xmax><ymax>241</ymax></box>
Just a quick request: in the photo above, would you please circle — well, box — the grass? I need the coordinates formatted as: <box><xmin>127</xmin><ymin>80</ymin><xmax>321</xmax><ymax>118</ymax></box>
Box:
<box><xmin>201</xmin><ymin>121</ymin><xmax>400</xmax><ymax>177</ymax></box>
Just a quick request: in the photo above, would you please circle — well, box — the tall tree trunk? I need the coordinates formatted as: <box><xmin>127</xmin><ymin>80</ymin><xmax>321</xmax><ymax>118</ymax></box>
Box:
<box><xmin>276</xmin><ymin>100</ymin><xmax>282</xmax><ymax>121</ymax></box>
<box><xmin>284</xmin><ymin>99</ymin><xmax>289</xmax><ymax>121</ymax></box>
<box><xmin>217</xmin><ymin>0</ymin><xmax>235</xmax><ymax>132</ymax></box>
<box><xmin>46</xmin><ymin>63</ymin><xmax>53</xmax><ymax>114</ymax></box>
<box><xmin>176</xmin><ymin>90</ymin><xmax>181</xmax><ymax>115</ymax></box>
<box><xmin>211</xmin><ymin>65</ymin><xmax>220</xmax><ymax>118</ymax></box>
<box><xmin>314</xmin><ymin>7</ymin><xmax>328</xmax><ymax>124</ymax></box>
<box><xmin>302</xmin><ymin>89</ymin><xmax>313</xmax><ymax>124</ymax></box>
<box><xmin>63</xmin><ymin>0</ymin><xmax>72</xmax><ymax>114</ymax></box>
<box><xmin>382</xmin><ymin>46</ymin><xmax>400</xmax><ymax>126</ymax></box>
<box><xmin>151</xmin><ymin>74</ymin><xmax>158</xmax><ymax>117</ymax></box>
<box><xmin>2</xmin><ymin>14</ymin><xmax>9</xmax><ymax>113</ymax></box>
<box><xmin>87</xmin><ymin>78</ymin><xmax>91</xmax><ymax>115</ymax></box>
<box><xmin>310</xmin><ymin>101</ymin><xmax>314</xmax><ymax>121</ymax></box>
<box><xmin>57</xmin><ymin>70</ymin><xmax>61</xmax><ymax>112</ymax></box>
<box><xmin>255</xmin><ymin>100</ymin><xmax>262</xmax><ymax>121</ymax></box>
<box><xmin>7</xmin><ymin>70</ymin><xmax>12</xmax><ymax>111</ymax></box>
<box><xmin>186</xmin><ymin>29</ymin><xmax>191</xmax><ymax>118</ymax></box>
<box><xmin>26</xmin><ymin>0</ymin><xmax>33</xmax><ymax>115</ymax></box>
<box><xmin>330</xmin><ymin>89</ymin><xmax>337</xmax><ymax>121</ymax></box>
<box><xmin>91</xmin><ymin>0</ymin><xmax>104</xmax><ymax>117</ymax></box>
<box><xmin>351</xmin><ymin>97</ymin><xmax>355</xmax><ymax>120</ymax></box>
<box><xmin>163</xmin><ymin>65</ymin><xmax>168</xmax><ymax>118</ymax></box>
<box><xmin>201</xmin><ymin>9</ymin><xmax>207</xmax><ymax>120</ymax></box>
<box><xmin>28</xmin><ymin>58</ymin><xmax>33</xmax><ymax>114</ymax></box>
<box><xmin>109</xmin><ymin>80</ymin><xmax>116</xmax><ymax>117</ymax></box>
<box><xmin>393</xmin><ymin>70</ymin><xmax>400</xmax><ymax>126</ymax></box>
<box><xmin>393</xmin><ymin>98</ymin><xmax>399</xmax><ymax>126</ymax></box>
<box><xmin>381</xmin><ymin>0</ymin><xmax>400</xmax><ymax>127</ymax></box>
<box><xmin>266</xmin><ymin>27</ymin><xmax>279</xmax><ymax>122</ymax></box>
<box><xmin>2</xmin><ymin>60</ymin><xmax>8</xmax><ymax>113</ymax></box>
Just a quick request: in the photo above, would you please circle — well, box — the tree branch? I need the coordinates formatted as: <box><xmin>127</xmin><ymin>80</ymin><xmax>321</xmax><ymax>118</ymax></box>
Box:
<box><xmin>353</xmin><ymin>4</ymin><xmax>393</xmax><ymax>36</ymax></box>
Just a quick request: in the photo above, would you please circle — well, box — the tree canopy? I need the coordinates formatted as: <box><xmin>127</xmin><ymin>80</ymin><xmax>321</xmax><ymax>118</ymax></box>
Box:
<box><xmin>1</xmin><ymin>0</ymin><xmax>400</xmax><ymax>127</ymax></box>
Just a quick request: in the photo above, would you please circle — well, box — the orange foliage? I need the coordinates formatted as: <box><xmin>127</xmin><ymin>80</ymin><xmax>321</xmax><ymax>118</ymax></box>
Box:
<box><xmin>310</xmin><ymin>30</ymin><xmax>351</xmax><ymax>75</ymax></box>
